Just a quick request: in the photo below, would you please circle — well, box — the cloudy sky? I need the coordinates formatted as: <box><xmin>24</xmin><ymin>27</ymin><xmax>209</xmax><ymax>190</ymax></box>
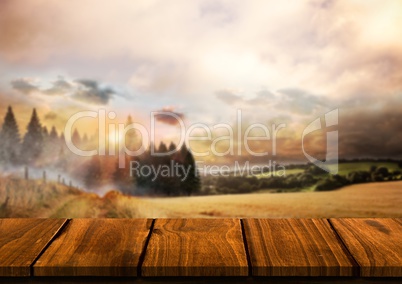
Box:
<box><xmin>1</xmin><ymin>0</ymin><xmax>402</xmax><ymax>163</ymax></box>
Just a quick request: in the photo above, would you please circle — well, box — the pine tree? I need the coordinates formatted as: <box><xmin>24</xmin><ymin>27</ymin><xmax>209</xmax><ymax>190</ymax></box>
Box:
<box><xmin>125</xmin><ymin>115</ymin><xmax>137</xmax><ymax>151</ymax></box>
<box><xmin>0</xmin><ymin>106</ymin><xmax>21</xmax><ymax>165</ymax></box>
<box><xmin>168</xmin><ymin>142</ymin><xmax>177</xmax><ymax>153</ymax></box>
<box><xmin>179</xmin><ymin>144</ymin><xmax>188</xmax><ymax>162</ymax></box>
<box><xmin>158</xmin><ymin>141</ymin><xmax>168</xmax><ymax>153</ymax></box>
<box><xmin>72</xmin><ymin>129</ymin><xmax>81</xmax><ymax>147</ymax></box>
<box><xmin>165</xmin><ymin>142</ymin><xmax>181</xmax><ymax>195</ymax></box>
<box><xmin>22</xmin><ymin>109</ymin><xmax>44</xmax><ymax>165</ymax></box>
<box><xmin>152</xmin><ymin>142</ymin><xmax>169</xmax><ymax>195</ymax></box>
<box><xmin>49</xmin><ymin>126</ymin><xmax>58</xmax><ymax>140</ymax></box>
<box><xmin>41</xmin><ymin>126</ymin><xmax>61</xmax><ymax>166</ymax></box>
<box><xmin>181</xmin><ymin>149</ymin><xmax>200</xmax><ymax>196</ymax></box>
<box><xmin>81</xmin><ymin>133</ymin><xmax>89</xmax><ymax>151</ymax></box>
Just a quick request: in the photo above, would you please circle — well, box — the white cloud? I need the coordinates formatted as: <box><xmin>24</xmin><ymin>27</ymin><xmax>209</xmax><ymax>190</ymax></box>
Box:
<box><xmin>1</xmin><ymin>0</ymin><xmax>402</xmax><ymax>125</ymax></box>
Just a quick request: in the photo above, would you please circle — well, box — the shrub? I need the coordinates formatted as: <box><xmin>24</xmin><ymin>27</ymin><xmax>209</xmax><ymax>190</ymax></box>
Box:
<box><xmin>315</xmin><ymin>176</ymin><xmax>345</xmax><ymax>191</ymax></box>
<box><xmin>297</xmin><ymin>173</ymin><xmax>316</xmax><ymax>187</ymax></box>
<box><xmin>375</xmin><ymin>166</ymin><xmax>389</xmax><ymax>177</ymax></box>
<box><xmin>347</xmin><ymin>171</ymin><xmax>370</xmax><ymax>184</ymax></box>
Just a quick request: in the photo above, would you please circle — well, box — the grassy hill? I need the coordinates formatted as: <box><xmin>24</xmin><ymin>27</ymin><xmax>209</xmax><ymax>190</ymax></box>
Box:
<box><xmin>0</xmin><ymin>176</ymin><xmax>169</xmax><ymax>218</ymax></box>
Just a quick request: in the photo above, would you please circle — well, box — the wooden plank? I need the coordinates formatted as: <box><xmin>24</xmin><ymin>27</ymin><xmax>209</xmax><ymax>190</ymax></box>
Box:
<box><xmin>0</xmin><ymin>218</ymin><xmax>67</xmax><ymax>277</ymax></box>
<box><xmin>243</xmin><ymin>219</ymin><xmax>356</xmax><ymax>277</ymax></box>
<box><xmin>141</xmin><ymin>219</ymin><xmax>248</xmax><ymax>277</ymax></box>
<box><xmin>33</xmin><ymin>218</ymin><xmax>152</xmax><ymax>276</ymax></box>
<box><xmin>330</xmin><ymin>218</ymin><xmax>402</xmax><ymax>277</ymax></box>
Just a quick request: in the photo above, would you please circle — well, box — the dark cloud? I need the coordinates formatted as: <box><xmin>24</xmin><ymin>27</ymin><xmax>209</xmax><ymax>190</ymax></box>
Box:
<box><xmin>10</xmin><ymin>76</ymin><xmax>117</xmax><ymax>105</ymax></box>
<box><xmin>44</xmin><ymin>111</ymin><xmax>58</xmax><ymax>120</ymax></box>
<box><xmin>72</xmin><ymin>79</ymin><xmax>115</xmax><ymax>105</ymax></box>
<box><xmin>339</xmin><ymin>106</ymin><xmax>402</xmax><ymax>159</ymax></box>
<box><xmin>44</xmin><ymin>77</ymin><xmax>72</xmax><ymax>95</ymax></box>
<box><xmin>154</xmin><ymin>107</ymin><xmax>185</xmax><ymax>126</ymax></box>
<box><xmin>10</xmin><ymin>78</ymin><xmax>39</xmax><ymax>94</ymax></box>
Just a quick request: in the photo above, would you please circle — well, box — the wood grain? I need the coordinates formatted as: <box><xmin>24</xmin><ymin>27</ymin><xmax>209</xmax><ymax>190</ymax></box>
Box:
<box><xmin>0</xmin><ymin>218</ymin><xmax>67</xmax><ymax>277</ymax></box>
<box><xmin>330</xmin><ymin>218</ymin><xmax>402</xmax><ymax>277</ymax></box>
<box><xmin>243</xmin><ymin>219</ymin><xmax>356</xmax><ymax>276</ymax></box>
<box><xmin>141</xmin><ymin>219</ymin><xmax>248</xmax><ymax>276</ymax></box>
<box><xmin>33</xmin><ymin>218</ymin><xmax>152</xmax><ymax>276</ymax></box>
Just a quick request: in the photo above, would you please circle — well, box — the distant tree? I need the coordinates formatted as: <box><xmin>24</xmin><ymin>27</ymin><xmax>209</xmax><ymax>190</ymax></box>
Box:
<box><xmin>113</xmin><ymin>156</ymin><xmax>136</xmax><ymax>195</ymax></box>
<box><xmin>168</xmin><ymin>142</ymin><xmax>178</xmax><ymax>154</ymax></box>
<box><xmin>80</xmin><ymin>133</ymin><xmax>90</xmax><ymax>151</ymax></box>
<box><xmin>42</xmin><ymin>126</ymin><xmax>49</xmax><ymax>138</ymax></box>
<box><xmin>71</xmin><ymin>129</ymin><xmax>81</xmax><ymax>148</ymax></box>
<box><xmin>315</xmin><ymin>175</ymin><xmax>344</xmax><ymax>191</ymax></box>
<box><xmin>125</xmin><ymin>115</ymin><xmax>138</xmax><ymax>151</ymax></box>
<box><xmin>49</xmin><ymin>126</ymin><xmax>58</xmax><ymax>140</ymax></box>
<box><xmin>55</xmin><ymin>132</ymin><xmax>68</xmax><ymax>168</ymax></box>
<box><xmin>135</xmin><ymin>149</ymin><xmax>154</xmax><ymax>195</ymax></box>
<box><xmin>181</xmin><ymin>149</ymin><xmax>200</xmax><ymax>196</ymax></box>
<box><xmin>153</xmin><ymin>141</ymin><xmax>171</xmax><ymax>195</ymax></box>
<box><xmin>392</xmin><ymin>170</ymin><xmax>401</xmax><ymax>176</ymax></box>
<box><xmin>0</xmin><ymin>106</ymin><xmax>21</xmax><ymax>165</ymax></box>
<box><xmin>22</xmin><ymin>109</ymin><xmax>43</xmax><ymax>165</ymax></box>
<box><xmin>39</xmin><ymin>126</ymin><xmax>62</xmax><ymax>166</ymax></box>
<box><xmin>375</xmin><ymin>166</ymin><xmax>389</xmax><ymax>177</ymax></box>
<box><xmin>179</xmin><ymin>144</ymin><xmax>188</xmax><ymax>162</ymax></box>
<box><xmin>84</xmin><ymin>155</ymin><xmax>102</xmax><ymax>189</ymax></box>
<box><xmin>347</xmin><ymin>171</ymin><xmax>370</xmax><ymax>184</ymax></box>
<box><xmin>305</xmin><ymin>164</ymin><xmax>327</xmax><ymax>175</ymax></box>
<box><xmin>238</xmin><ymin>182</ymin><xmax>253</xmax><ymax>193</ymax></box>
<box><xmin>157</xmin><ymin>141</ymin><xmax>168</xmax><ymax>154</ymax></box>
<box><xmin>297</xmin><ymin>173</ymin><xmax>316</xmax><ymax>187</ymax></box>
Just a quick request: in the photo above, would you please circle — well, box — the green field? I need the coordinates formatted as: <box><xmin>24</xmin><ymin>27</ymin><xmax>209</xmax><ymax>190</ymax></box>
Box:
<box><xmin>329</xmin><ymin>162</ymin><xmax>400</xmax><ymax>176</ymax></box>
<box><xmin>254</xmin><ymin>161</ymin><xmax>401</xmax><ymax>178</ymax></box>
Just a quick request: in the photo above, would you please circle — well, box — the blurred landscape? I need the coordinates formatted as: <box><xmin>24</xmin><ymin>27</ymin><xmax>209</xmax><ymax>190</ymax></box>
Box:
<box><xmin>1</xmin><ymin>175</ymin><xmax>401</xmax><ymax>218</ymax></box>
<box><xmin>1</xmin><ymin>1</ymin><xmax>402</xmax><ymax>218</ymax></box>
<box><xmin>1</xmin><ymin>159</ymin><xmax>402</xmax><ymax>218</ymax></box>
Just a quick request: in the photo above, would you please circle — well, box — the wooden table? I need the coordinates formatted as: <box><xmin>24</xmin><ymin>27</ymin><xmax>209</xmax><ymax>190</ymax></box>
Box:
<box><xmin>0</xmin><ymin>218</ymin><xmax>401</xmax><ymax>283</ymax></box>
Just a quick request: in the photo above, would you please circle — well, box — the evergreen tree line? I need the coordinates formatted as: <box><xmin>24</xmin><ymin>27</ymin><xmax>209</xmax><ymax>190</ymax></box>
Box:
<box><xmin>86</xmin><ymin>140</ymin><xmax>201</xmax><ymax>196</ymax></box>
<box><xmin>0</xmin><ymin>106</ymin><xmax>95</xmax><ymax>168</ymax></box>
<box><xmin>0</xmin><ymin>106</ymin><xmax>201</xmax><ymax>196</ymax></box>
<box><xmin>0</xmin><ymin>106</ymin><xmax>47</xmax><ymax>166</ymax></box>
